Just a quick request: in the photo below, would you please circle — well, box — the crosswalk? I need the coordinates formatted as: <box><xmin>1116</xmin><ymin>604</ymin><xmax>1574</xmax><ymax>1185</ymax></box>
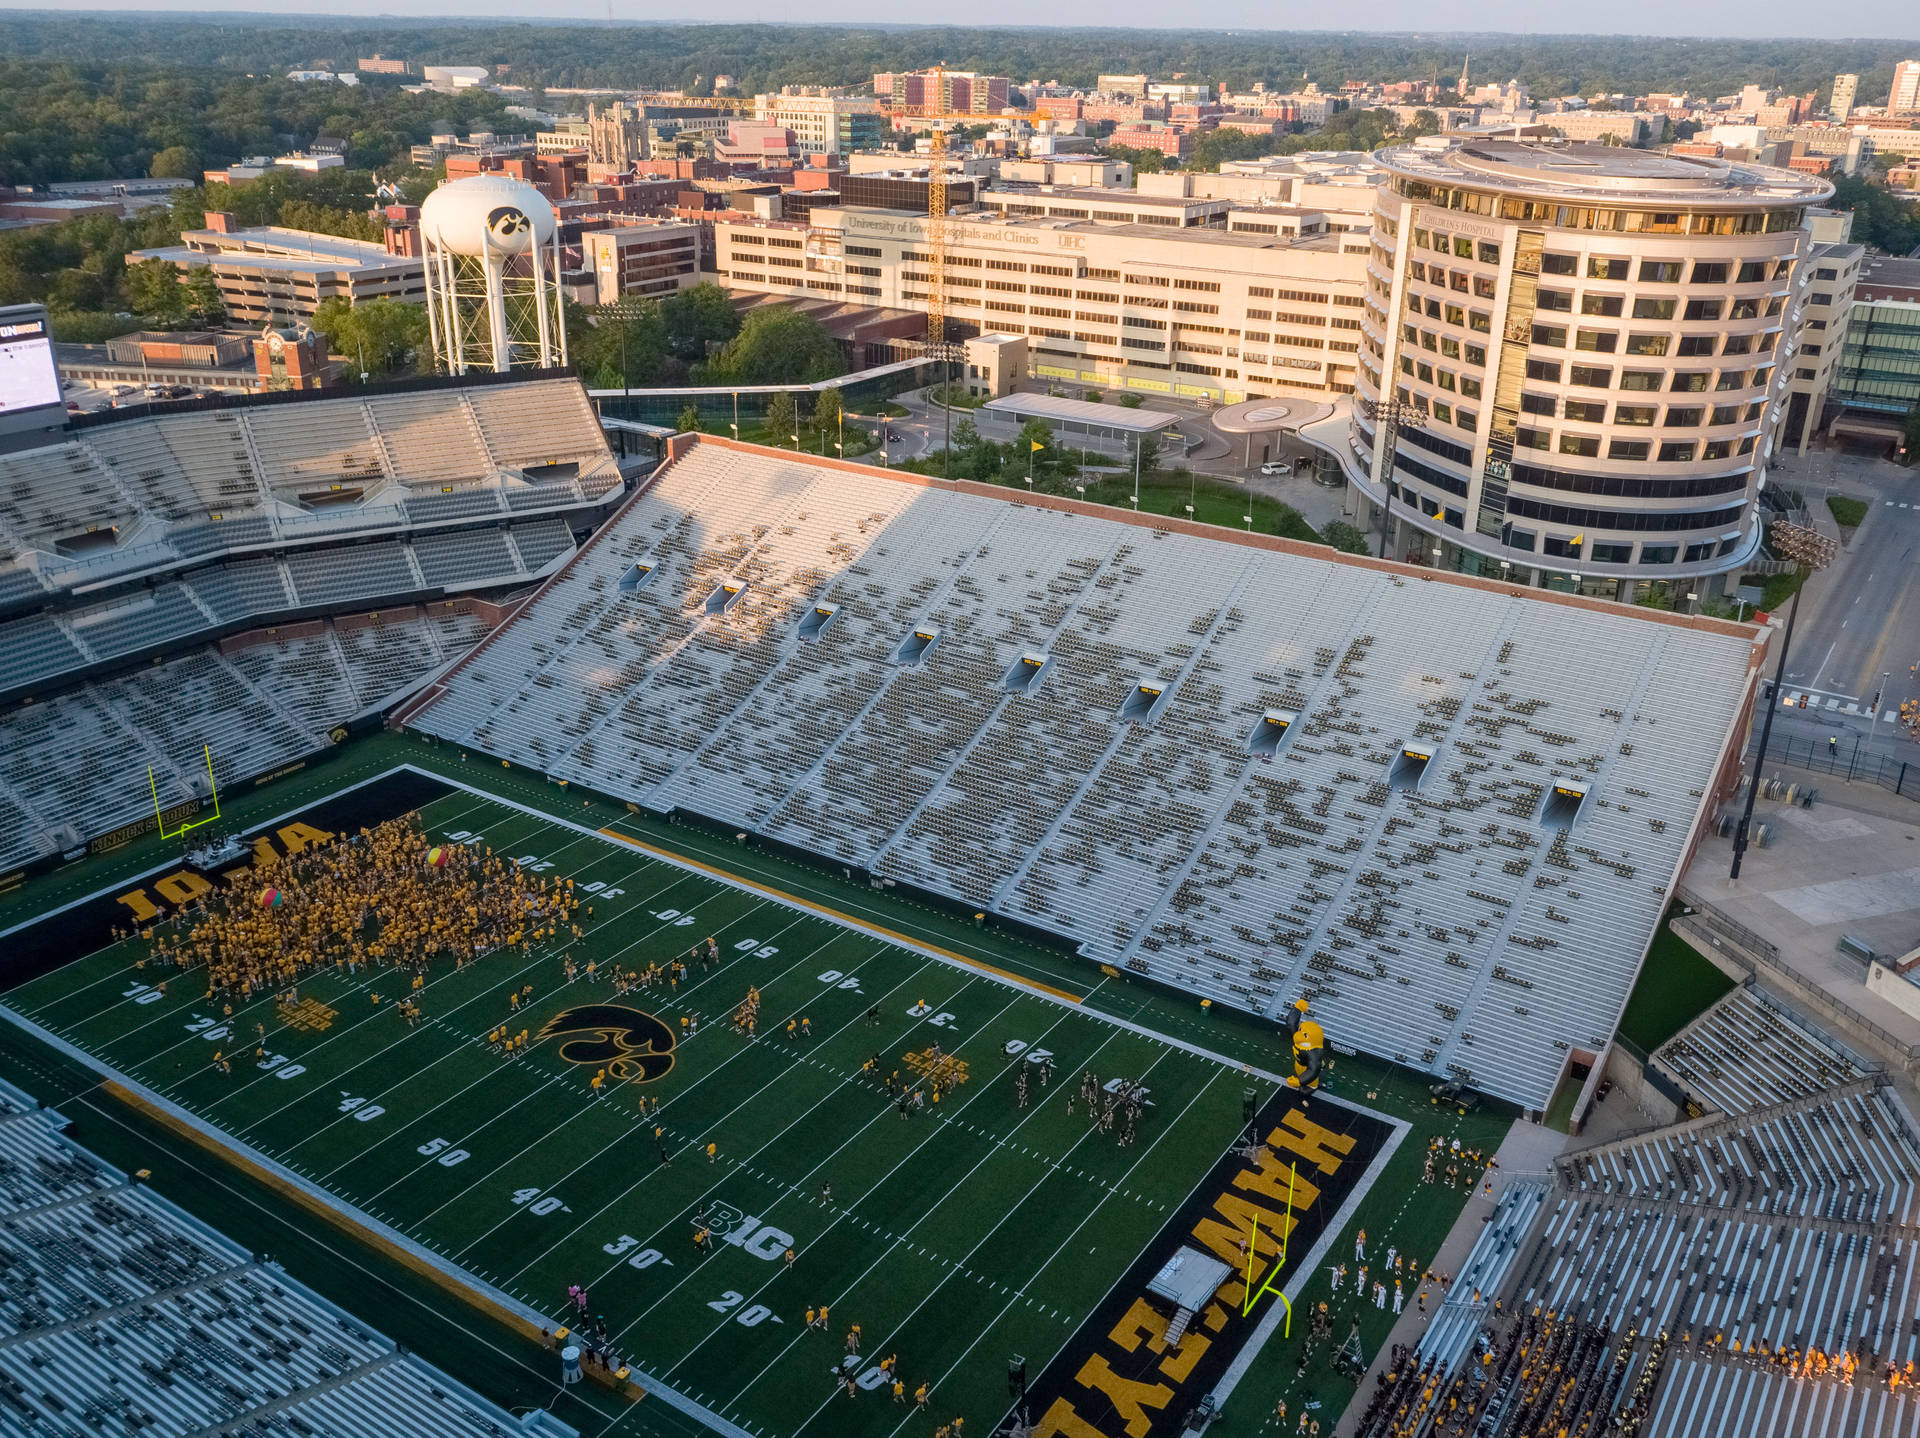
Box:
<box><xmin>1779</xmin><ymin>691</ymin><xmax>1898</xmax><ymax>722</ymax></box>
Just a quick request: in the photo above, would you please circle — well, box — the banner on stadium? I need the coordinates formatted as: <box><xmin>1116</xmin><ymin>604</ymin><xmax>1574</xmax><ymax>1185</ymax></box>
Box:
<box><xmin>1011</xmin><ymin>1091</ymin><xmax>1395</xmax><ymax>1437</ymax></box>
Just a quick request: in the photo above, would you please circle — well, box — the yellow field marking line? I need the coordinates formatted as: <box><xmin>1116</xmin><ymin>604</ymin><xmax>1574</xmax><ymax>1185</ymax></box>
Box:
<box><xmin>592</xmin><ymin>825</ymin><xmax>1084</xmax><ymax>1006</ymax></box>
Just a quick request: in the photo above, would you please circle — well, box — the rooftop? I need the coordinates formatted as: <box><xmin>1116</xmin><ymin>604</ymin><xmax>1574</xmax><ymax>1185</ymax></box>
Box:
<box><xmin>1377</xmin><ymin>140</ymin><xmax>1833</xmax><ymax>207</ymax></box>
<box><xmin>982</xmin><ymin>391</ymin><xmax>1180</xmax><ymax>433</ymax></box>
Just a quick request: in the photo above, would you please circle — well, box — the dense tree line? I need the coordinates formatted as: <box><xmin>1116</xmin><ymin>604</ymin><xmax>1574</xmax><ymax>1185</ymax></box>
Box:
<box><xmin>0</xmin><ymin>59</ymin><xmax>513</xmax><ymax>187</ymax></box>
<box><xmin>0</xmin><ymin>168</ymin><xmax>435</xmax><ymax>344</ymax></box>
<box><xmin>0</xmin><ymin>17</ymin><xmax>1914</xmax><ymax>112</ymax></box>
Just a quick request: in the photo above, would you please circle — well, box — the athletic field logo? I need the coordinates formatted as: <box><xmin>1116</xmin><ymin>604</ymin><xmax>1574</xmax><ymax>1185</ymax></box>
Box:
<box><xmin>537</xmin><ymin>1005</ymin><xmax>676</xmax><ymax>1083</ymax></box>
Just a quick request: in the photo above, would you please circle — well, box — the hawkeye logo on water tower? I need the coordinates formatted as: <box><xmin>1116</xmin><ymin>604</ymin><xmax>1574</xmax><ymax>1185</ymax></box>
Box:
<box><xmin>536</xmin><ymin>1005</ymin><xmax>676</xmax><ymax>1083</ymax></box>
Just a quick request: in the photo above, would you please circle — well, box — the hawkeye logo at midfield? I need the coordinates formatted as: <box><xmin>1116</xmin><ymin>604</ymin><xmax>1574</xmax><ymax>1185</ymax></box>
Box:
<box><xmin>537</xmin><ymin>1005</ymin><xmax>676</xmax><ymax>1083</ymax></box>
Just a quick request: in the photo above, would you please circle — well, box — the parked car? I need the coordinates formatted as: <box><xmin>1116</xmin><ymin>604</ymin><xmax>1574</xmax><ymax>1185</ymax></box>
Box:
<box><xmin>1258</xmin><ymin>460</ymin><xmax>1292</xmax><ymax>476</ymax></box>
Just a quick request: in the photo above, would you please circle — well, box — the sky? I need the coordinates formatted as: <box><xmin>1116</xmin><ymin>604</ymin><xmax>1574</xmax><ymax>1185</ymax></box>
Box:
<box><xmin>4</xmin><ymin>1</ymin><xmax>1919</xmax><ymax>40</ymax></box>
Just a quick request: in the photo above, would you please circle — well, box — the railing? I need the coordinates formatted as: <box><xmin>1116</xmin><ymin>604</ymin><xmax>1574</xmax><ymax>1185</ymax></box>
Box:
<box><xmin>1671</xmin><ymin>892</ymin><xmax>1920</xmax><ymax>1069</ymax></box>
<box><xmin>1745</xmin><ymin>727</ymin><xmax>1916</xmax><ymax>802</ymax></box>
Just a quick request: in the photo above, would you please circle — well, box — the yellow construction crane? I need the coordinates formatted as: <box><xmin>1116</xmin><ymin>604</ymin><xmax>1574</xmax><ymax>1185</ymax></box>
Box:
<box><xmin>886</xmin><ymin>65</ymin><xmax>1038</xmax><ymax>352</ymax></box>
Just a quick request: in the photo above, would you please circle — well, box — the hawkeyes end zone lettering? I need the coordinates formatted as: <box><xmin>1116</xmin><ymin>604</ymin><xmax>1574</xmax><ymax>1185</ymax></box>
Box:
<box><xmin>1018</xmin><ymin>1097</ymin><xmax>1393</xmax><ymax>1438</ymax></box>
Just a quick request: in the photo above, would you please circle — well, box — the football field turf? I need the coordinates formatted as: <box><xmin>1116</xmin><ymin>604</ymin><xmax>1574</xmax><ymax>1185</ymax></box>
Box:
<box><xmin>0</xmin><ymin>768</ymin><xmax>1398</xmax><ymax>1438</ymax></box>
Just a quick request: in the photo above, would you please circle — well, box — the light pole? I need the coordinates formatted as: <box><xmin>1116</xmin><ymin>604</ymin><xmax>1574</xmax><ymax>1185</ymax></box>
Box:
<box><xmin>1731</xmin><ymin>520</ymin><xmax>1839</xmax><ymax>880</ymax></box>
<box><xmin>1874</xmin><ymin>670</ymin><xmax>1891</xmax><ymax>760</ymax></box>
<box><xmin>1365</xmin><ymin>396</ymin><xmax>1421</xmax><ymax>562</ymax></box>
<box><xmin>731</xmin><ymin>391</ymin><xmax>739</xmax><ymax>442</ymax></box>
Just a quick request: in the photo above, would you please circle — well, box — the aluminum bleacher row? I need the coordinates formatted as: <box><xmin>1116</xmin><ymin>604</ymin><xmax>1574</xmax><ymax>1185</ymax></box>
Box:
<box><xmin>410</xmin><ymin>438</ymin><xmax>1762</xmax><ymax>1110</ymax></box>
<box><xmin>1654</xmin><ymin>983</ymin><xmax>1873</xmax><ymax>1115</ymax></box>
<box><xmin>0</xmin><ymin>603</ymin><xmax>491</xmax><ymax>875</ymax></box>
<box><xmin>0</xmin><ymin>376</ymin><xmax>618</xmax><ymax>600</ymax></box>
<box><xmin>1359</xmin><ymin>1075</ymin><xmax>1920</xmax><ymax>1438</ymax></box>
<box><xmin>0</xmin><ymin>1080</ymin><xmax>571</xmax><ymax>1438</ymax></box>
<box><xmin>0</xmin><ymin>516</ymin><xmax>570</xmax><ymax>702</ymax></box>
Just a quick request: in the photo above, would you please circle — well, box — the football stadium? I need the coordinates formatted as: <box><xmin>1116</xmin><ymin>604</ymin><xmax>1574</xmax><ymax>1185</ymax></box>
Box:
<box><xmin>3</xmin><ymin>370</ymin><xmax>1916</xmax><ymax>1438</ymax></box>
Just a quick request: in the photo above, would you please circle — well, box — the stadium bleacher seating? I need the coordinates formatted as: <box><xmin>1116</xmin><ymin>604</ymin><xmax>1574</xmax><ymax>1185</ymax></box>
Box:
<box><xmin>1654</xmin><ymin>984</ymin><xmax>1871</xmax><ymax>1114</ymax></box>
<box><xmin>411</xmin><ymin>439</ymin><xmax>1758</xmax><ymax>1111</ymax></box>
<box><xmin>0</xmin><ymin>377</ymin><xmax>619</xmax><ymax>591</ymax></box>
<box><xmin>0</xmin><ymin>606</ymin><xmax>490</xmax><ymax>871</ymax></box>
<box><xmin>0</xmin><ymin>1080</ymin><xmax>573</xmax><ymax>1438</ymax></box>
<box><xmin>1360</xmin><ymin>1072</ymin><xmax>1920</xmax><ymax>1438</ymax></box>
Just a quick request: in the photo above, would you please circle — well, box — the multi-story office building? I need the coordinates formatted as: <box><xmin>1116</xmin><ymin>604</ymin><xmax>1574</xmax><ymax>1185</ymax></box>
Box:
<box><xmin>713</xmin><ymin>204</ymin><xmax>1369</xmax><ymax>402</ymax></box>
<box><xmin>753</xmin><ymin>91</ymin><xmax>884</xmax><ymax>156</ymax></box>
<box><xmin>580</xmin><ymin>219</ymin><xmax>702</xmax><ymax>304</ymax></box>
<box><xmin>1780</xmin><ymin>210</ymin><xmax>1861</xmax><ymax>453</ymax></box>
<box><xmin>873</xmin><ymin>69</ymin><xmax>1011</xmax><ymax>115</ymax></box>
<box><xmin>129</xmin><ymin>217</ymin><xmax>425</xmax><ymax>325</ymax></box>
<box><xmin>1830</xmin><ymin>73</ymin><xmax>1859</xmax><ymax>123</ymax></box>
<box><xmin>1833</xmin><ymin>255</ymin><xmax>1920</xmax><ymax>453</ymax></box>
<box><xmin>1343</xmin><ymin>140</ymin><xmax>1831</xmax><ymax>599</ymax></box>
<box><xmin>1893</xmin><ymin>60</ymin><xmax>1920</xmax><ymax>117</ymax></box>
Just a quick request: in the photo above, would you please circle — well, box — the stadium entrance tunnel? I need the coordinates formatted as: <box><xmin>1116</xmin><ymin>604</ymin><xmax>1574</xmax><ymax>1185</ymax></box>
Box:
<box><xmin>1003</xmin><ymin>651</ymin><xmax>1049</xmax><ymax>695</ymax></box>
<box><xmin>704</xmin><ymin>579</ymin><xmax>748</xmax><ymax>615</ymax></box>
<box><xmin>1248</xmin><ymin>709</ymin><xmax>1297</xmax><ymax>757</ymax></box>
<box><xmin>1119</xmin><ymin>681</ymin><xmax>1169</xmax><ymax>724</ymax></box>
<box><xmin>798</xmin><ymin>603</ymin><xmax>839</xmax><ymax>642</ymax></box>
<box><xmin>1388</xmin><ymin>742</ymin><xmax>1436</xmax><ymax>792</ymax></box>
<box><xmin>1541</xmin><ymin>781</ymin><xmax>1589</xmax><ymax>830</ymax></box>
<box><xmin>618</xmin><ymin>562</ymin><xmax>655</xmax><ymax>593</ymax></box>
<box><xmin>895</xmin><ymin>625</ymin><xmax>940</xmax><ymax>666</ymax></box>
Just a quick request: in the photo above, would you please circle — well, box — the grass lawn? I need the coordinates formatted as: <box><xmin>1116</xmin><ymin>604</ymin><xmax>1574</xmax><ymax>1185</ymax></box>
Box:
<box><xmin>1615</xmin><ymin>906</ymin><xmax>1736</xmax><ymax>1053</ymax></box>
<box><xmin>1826</xmin><ymin>495</ymin><xmax>1869</xmax><ymax>529</ymax></box>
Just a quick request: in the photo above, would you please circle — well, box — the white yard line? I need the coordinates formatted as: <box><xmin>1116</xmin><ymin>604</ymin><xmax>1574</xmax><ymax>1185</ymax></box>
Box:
<box><xmin>706</xmin><ymin>1012</ymin><xmax>1143</xmax><ymax>1404</ymax></box>
<box><xmin>497</xmin><ymin>940</ymin><xmax>938</xmax><ymax>1287</ymax></box>
<box><xmin>872</xmin><ymin>1061</ymin><xmax>1226</xmax><ymax>1438</ymax></box>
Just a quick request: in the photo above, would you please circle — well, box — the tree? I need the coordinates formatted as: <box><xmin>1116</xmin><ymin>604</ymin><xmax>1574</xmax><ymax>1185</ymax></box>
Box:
<box><xmin>1116</xmin><ymin>393</ymin><xmax>1144</xmax><ymax>409</ymax></box>
<box><xmin>183</xmin><ymin>267</ymin><xmax>224</xmax><ymax>325</ymax></box>
<box><xmin>698</xmin><ymin>306</ymin><xmax>842</xmax><ymax>386</ymax></box>
<box><xmin>763</xmin><ymin>391</ymin><xmax>798</xmax><ymax>446</ymax></box>
<box><xmin>810</xmin><ymin>384</ymin><xmax>845</xmax><ymax>437</ymax></box>
<box><xmin>580</xmin><ymin>301</ymin><xmax>668</xmax><ymax>387</ymax></box>
<box><xmin>951</xmin><ymin>417</ymin><xmax>981</xmax><ymax>450</ymax></box>
<box><xmin>1018</xmin><ymin>418</ymin><xmax>1055</xmax><ymax>459</ymax></box>
<box><xmin>149</xmin><ymin>145</ymin><xmax>198</xmax><ymax>179</ymax></box>
<box><xmin>1828</xmin><ymin>175</ymin><xmax>1920</xmax><ymax>256</ymax></box>
<box><xmin>124</xmin><ymin>256</ymin><xmax>188</xmax><ymax>325</ymax></box>
<box><xmin>1903</xmin><ymin>401</ymin><xmax>1920</xmax><ymax>467</ymax></box>
<box><xmin>678</xmin><ymin>403</ymin><xmax>702</xmax><ymax>434</ymax></box>
<box><xmin>311</xmin><ymin>295</ymin><xmax>427</xmax><ymax>379</ymax></box>
<box><xmin>1320</xmin><ymin>520</ymin><xmax>1370</xmax><ymax>555</ymax></box>
<box><xmin>1101</xmin><ymin>143</ymin><xmax>1165</xmax><ymax>175</ymax></box>
<box><xmin>660</xmin><ymin>281</ymin><xmax>740</xmax><ymax>361</ymax></box>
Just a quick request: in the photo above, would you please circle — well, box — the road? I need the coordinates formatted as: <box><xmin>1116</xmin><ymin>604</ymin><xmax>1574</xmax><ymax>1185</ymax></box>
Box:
<box><xmin>1767</xmin><ymin>445</ymin><xmax>1920</xmax><ymax>758</ymax></box>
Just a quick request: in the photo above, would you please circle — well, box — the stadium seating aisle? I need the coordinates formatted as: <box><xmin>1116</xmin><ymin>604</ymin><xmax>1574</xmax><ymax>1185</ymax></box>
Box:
<box><xmin>0</xmin><ymin>1083</ymin><xmax>573</xmax><ymax>1438</ymax></box>
<box><xmin>408</xmin><ymin>440</ymin><xmax>1759</xmax><ymax>1111</ymax></box>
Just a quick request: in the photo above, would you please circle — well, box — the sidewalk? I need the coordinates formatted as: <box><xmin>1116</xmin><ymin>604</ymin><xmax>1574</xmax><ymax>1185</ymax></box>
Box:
<box><xmin>1332</xmin><ymin>1120</ymin><xmax>1566</xmax><ymax>1436</ymax></box>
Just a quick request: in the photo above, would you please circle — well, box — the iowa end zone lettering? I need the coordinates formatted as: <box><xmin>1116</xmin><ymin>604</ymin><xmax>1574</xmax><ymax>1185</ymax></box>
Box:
<box><xmin>1018</xmin><ymin>1096</ymin><xmax>1394</xmax><ymax>1438</ymax></box>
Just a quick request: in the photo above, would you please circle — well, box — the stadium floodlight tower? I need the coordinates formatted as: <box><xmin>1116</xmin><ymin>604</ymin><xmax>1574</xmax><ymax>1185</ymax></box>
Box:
<box><xmin>419</xmin><ymin>174</ymin><xmax>568</xmax><ymax>375</ymax></box>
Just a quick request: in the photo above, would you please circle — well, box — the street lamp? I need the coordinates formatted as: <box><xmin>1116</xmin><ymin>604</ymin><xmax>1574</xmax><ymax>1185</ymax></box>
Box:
<box><xmin>1730</xmin><ymin>519</ymin><xmax>1840</xmax><ymax>880</ymax></box>
<box><xmin>731</xmin><ymin>391</ymin><xmax>739</xmax><ymax>442</ymax></box>
<box><xmin>1363</xmin><ymin>396</ymin><xmax>1422</xmax><ymax>562</ymax></box>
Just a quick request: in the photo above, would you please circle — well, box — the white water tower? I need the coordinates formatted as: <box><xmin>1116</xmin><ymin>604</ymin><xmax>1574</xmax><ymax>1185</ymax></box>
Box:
<box><xmin>419</xmin><ymin>174</ymin><xmax>568</xmax><ymax>375</ymax></box>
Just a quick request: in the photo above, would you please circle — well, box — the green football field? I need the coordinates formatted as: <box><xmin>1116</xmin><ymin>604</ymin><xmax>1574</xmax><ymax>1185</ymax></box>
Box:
<box><xmin>1</xmin><ymin>773</ymin><xmax>1376</xmax><ymax>1438</ymax></box>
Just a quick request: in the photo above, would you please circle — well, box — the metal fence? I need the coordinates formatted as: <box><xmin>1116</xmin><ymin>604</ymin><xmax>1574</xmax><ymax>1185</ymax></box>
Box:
<box><xmin>1672</xmin><ymin>891</ymin><xmax>1920</xmax><ymax>1069</ymax></box>
<box><xmin>1746</xmin><ymin>729</ymin><xmax>1916</xmax><ymax>801</ymax></box>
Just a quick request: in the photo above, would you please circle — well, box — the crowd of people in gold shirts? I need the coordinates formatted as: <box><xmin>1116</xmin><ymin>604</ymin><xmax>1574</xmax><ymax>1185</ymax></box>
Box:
<box><xmin>127</xmin><ymin>814</ymin><xmax>579</xmax><ymax>1001</ymax></box>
